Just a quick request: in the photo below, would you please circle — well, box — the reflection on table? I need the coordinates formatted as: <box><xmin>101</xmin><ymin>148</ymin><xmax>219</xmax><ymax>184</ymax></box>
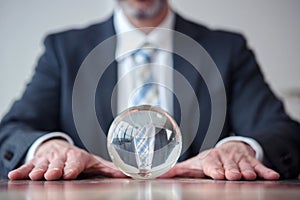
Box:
<box><xmin>1</xmin><ymin>178</ymin><xmax>300</xmax><ymax>200</ymax></box>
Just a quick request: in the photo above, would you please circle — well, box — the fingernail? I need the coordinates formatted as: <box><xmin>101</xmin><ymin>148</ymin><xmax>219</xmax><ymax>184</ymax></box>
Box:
<box><xmin>245</xmin><ymin>171</ymin><xmax>256</xmax><ymax>177</ymax></box>
<box><xmin>217</xmin><ymin>169</ymin><xmax>225</xmax><ymax>175</ymax></box>
<box><xmin>32</xmin><ymin>168</ymin><xmax>45</xmax><ymax>173</ymax></box>
<box><xmin>64</xmin><ymin>169</ymin><xmax>74</xmax><ymax>176</ymax></box>
<box><xmin>49</xmin><ymin>168</ymin><xmax>61</xmax><ymax>171</ymax></box>
<box><xmin>230</xmin><ymin>169</ymin><xmax>240</xmax><ymax>174</ymax></box>
<box><xmin>245</xmin><ymin>169</ymin><xmax>256</xmax><ymax>174</ymax></box>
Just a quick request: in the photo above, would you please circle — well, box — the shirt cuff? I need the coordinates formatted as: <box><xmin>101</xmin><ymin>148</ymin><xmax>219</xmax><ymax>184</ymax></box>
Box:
<box><xmin>25</xmin><ymin>132</ymin><xmax>74</xmax><ymax>163</ymax></box>
<box><xmin>215</xmin><ymin>136</ymin><xmax>264</xmax><ymax>161</ymax></box>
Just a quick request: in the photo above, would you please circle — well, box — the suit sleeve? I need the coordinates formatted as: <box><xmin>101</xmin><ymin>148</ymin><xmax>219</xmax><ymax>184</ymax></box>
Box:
<box><xmin>228</xmin><ymin>34</ymin><xmax>300</xmax><ymax>178</ymax></box>
<box><xmin>0</xmin><ymin>35</ymin><xmax>62</xmax><ymax>178</ymax></box>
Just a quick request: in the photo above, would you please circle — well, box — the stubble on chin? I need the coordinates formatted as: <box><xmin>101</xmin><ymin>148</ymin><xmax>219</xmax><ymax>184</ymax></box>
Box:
<box><xmin>118</xmin><ymin>0</ymin><xmax>167</xmax><ymax>20</ymax></box>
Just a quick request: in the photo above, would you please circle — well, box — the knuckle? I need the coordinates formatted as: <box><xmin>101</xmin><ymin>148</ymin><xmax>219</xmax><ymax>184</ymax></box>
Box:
<box><xmin>49</xmin><ymin>159</ymin><xmax>65</xmax><ymax>167</ymax></box>
<box><xmin>67</xmin><ymin>148</ymin><xmax>80</xmax><ymax>157</ymax></box>
<box><xmin>224</xmin><ymin>162</ymin><xmax>236</xmax><ymax>169</ymax></box>
<box><xmin>48</xmin><ymin>151</ymin><xmax>59</xmax><ymax>160</ymax></box>
<box><xmin>33</xmin><ymin>157</ymin><xmax>47</xmax><ymax>165</ymax></box>
<box><xmin>208</xmin><ymin>149</ymin><xmax>220</xmax><ymax>157</ymax></box>
<box><xmin>66</xmin><ymin>148</ymin><xmax>89</xmax><ymax>164</ymax></box>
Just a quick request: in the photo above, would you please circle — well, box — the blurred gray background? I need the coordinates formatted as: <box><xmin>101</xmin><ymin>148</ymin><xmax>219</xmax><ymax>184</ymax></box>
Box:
<box><xmin>0</xmin><ymin>0</ymin><xmax>299</xmax><ymax>121</ymax></box>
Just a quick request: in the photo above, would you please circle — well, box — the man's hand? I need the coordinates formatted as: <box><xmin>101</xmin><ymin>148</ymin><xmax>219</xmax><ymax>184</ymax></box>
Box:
<box><xmin>8</xmin><ymin>139</ymin><xmax>126</xmax><ymax>180</ymax></box>
<box><xmin>162</xmin><ymin>141</ymin><xmax>280</xmax><ymax>180</ymax></box>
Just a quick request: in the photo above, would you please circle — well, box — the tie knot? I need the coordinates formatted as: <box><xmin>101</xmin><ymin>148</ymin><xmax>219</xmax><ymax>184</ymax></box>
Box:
<box><xmin>132</xmin><ymin>43</ymin><xmax>156</xmax><ymax>65</ymax></box>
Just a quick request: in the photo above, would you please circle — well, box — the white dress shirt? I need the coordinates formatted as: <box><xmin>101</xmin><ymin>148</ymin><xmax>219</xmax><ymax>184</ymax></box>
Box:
<box><xmin>114</xmin><ymin>6</ymin><xmax>174</xmax><ymax>115</ymax></box>
<box><xmin>25</xmin><ymin>7</ymin><xmax>263</xmax><ymax>162</ymax></box>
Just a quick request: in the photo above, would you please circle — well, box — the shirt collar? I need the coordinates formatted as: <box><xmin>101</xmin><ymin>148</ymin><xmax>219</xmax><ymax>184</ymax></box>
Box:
<box><xmin>114</xmin><ymin>6</ymin><xmax>175</xmax><ymax>61</ymax></box>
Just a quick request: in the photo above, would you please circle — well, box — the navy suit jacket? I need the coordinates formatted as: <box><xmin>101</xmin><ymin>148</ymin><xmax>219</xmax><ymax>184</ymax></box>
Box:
<box><xmin>1</xmin><ymin>14</ymin><xmax>300</xmax><ymax>179</ymax></box>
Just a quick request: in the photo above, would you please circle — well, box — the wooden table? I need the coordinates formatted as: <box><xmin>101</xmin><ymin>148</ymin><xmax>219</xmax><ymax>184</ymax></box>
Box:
<box><xmin>1</xmin><ymin>178</ymin><xmax>300</xmax><ymax>200</ymax></box>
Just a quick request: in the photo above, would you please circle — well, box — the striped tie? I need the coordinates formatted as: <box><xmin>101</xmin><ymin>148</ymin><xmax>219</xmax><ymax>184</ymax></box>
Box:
<box><xmin>130</xmin><ymin>43</ymin><xmax>160</xmax><ymax>107</ymax></box>
<box><xmin>130</xmin><ymin>44</ymin><xmax>158</xmax><ymax>172</ymax></box>
<box><xmin>134</xmin><ymin>124</ymin><xmax>155</xmax><ymax>171</ymax></box>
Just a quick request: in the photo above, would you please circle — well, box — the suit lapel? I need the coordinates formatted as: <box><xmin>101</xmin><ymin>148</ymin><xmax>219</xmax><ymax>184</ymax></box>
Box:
<box><xmin>90</xmin><ymin>16</ymin><xmax>118</xmax><ymax>159</ymax></box>
<box><xmin>94</xmin><ymin>16</ymin><xmax>118</xmax><ymax>136</ymax></box>
<box><xmin>173</xmin><ymin>14</ymin><xmax>206</xmax><ymax>159</ymax></box>
<box><xmin>173</xmin><ymin>14</ymin><xmax>201</xmax><ymax>124</ymax></box>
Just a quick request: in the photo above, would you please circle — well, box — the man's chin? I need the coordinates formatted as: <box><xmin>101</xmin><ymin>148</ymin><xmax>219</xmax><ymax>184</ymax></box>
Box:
<box><xmin>119</xmin><ymin>0</ymin><xmax>167</xmax><ymax>20</ymax></box>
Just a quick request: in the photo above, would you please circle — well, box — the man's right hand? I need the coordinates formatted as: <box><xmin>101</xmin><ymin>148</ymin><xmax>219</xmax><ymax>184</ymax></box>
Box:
<box><xmin>8</xmin><ymin>139</ymin><xmax>126</xmax><ymax>180</ymax></box>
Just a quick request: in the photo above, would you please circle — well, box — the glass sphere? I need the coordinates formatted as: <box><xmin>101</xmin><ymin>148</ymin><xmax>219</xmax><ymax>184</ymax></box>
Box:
<box><xmin>107</xmin><ymin>105</ymin><xmax>182</xmax><ymax>179</ymax></box>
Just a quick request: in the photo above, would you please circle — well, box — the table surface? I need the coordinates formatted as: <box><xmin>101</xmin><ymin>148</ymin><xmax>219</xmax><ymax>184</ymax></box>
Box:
<box><xmin>1</xmin><ymin>178</ymin><xmax>300</xmax><ymax>200</ymax></box>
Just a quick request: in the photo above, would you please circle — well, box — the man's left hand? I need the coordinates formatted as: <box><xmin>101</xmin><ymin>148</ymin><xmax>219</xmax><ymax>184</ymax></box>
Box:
<box><xmin>161</xmin><ymin>141</ymin><xmax>280</xmax><ymax>180</ymax></box>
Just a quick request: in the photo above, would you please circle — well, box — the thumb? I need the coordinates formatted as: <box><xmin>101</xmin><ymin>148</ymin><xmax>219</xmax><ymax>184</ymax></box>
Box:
<box><xmin>159</xmin><ymin>164</ymin><xmax>179</xmax><ymax>178</ymax></box>
<box><xmin>160</xmin><ymin>160</ymin><xmax>205</xmax><ymax>178</ymax></box>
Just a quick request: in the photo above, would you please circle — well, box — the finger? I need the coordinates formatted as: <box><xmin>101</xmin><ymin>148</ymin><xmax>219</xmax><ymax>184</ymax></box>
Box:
<box><xmin>178</xmin><ymin>161</ymin><xmax>205</xmax><ymax>178</ymax></box>
<box><xmin>160</xmin><ymin>162</ymin><xmax>204</xmax><ymax>178</ymax></box>
<box><xmin>202</xmin><ymin>151</ymin><xmax>225</xmax><ymax>180</ymax></box>
<box><xmin>63</xmin><ymin>150</ymin><xmax>86</xmax><ymax>179</ymax></box>
<box><xmin>222</xmin><ymin>158</ymin><xmax>242</xmax><ymax>181</ymax></box>
<box><xmin>238</xmin><ymin>158</ymin><xmax>257</xmax><ymax>180</ymax></box>
<box><xmin>44</xmin><ymin>159</ymin><xmax>65</xmax><ymax>181</ymax></box>
<box><xmin>159</xmin><ymin>165</ymin><xmax>178</xmax><ymax>178</ymax></box>
<box><xmin>8</xmin><ymin>163</ymin><xmax>34</xmax><ymax>180</ymax></box>
<box><xmin>29</xmin><ymin>159</ymin><xmax>49</xmax><ymax>180</ymax></box>
<box><xmin>251</xmin><ymin>160</ymin><xmax>280</xmax><ymax>180</ymax></box>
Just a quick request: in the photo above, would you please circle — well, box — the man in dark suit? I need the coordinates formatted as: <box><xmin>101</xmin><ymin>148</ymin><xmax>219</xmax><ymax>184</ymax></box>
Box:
<box><xmin>1</xmin><ymin>0</ymin><xmax>299</xmax><ymax>180</ymax></box>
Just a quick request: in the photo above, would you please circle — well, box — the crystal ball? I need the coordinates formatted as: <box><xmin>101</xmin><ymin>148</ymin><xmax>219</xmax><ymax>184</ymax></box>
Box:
<box><xmin>107</xmin><ymin>105</ymin><xmax>182</xmax><ymax>179</ymax></box>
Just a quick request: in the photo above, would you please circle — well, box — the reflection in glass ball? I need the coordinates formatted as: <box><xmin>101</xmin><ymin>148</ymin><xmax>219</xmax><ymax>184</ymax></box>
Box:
<box><xmin>107</xmin><ymin>105</ymin><xmax>182</xmax><ymax>179</ymax></box>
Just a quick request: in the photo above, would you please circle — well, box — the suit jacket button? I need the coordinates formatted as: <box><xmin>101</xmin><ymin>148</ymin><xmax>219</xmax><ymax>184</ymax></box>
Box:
<box><xmin>4</xmin><ymin>150</ymin><xmax>14</xmax><ymax>161</ymax></box>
